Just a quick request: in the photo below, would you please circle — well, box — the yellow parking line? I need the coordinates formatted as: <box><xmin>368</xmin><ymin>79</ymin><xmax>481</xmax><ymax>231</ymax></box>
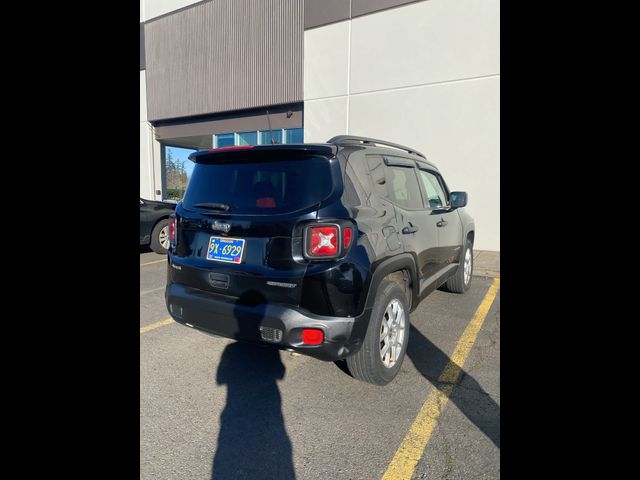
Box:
<box><xmin>140</xmin><ymin>259</ymin><xmax>166</xmax><ymax>267</ymax></box>
<box><xmin>381</xmin><ymin>278</ymin><xmax>500</xmax><ymax>480</ymax></box>
<box><xmin>140</xmin><ymin>318</ymin><xmax>174</xmax><ymax>334</ymax></box>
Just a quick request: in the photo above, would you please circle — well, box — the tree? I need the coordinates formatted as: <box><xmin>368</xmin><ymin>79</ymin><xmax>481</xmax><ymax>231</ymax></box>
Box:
<box><xmin>165</xmin><ymin>148</ymin><xmax>189</xmax><ymax>199</ymax></box>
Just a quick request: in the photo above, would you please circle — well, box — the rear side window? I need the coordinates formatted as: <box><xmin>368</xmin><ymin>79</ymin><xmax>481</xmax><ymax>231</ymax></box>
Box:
<box><xmin>386</xmin><ymin>166</ymin><xmax>424</xmax><ymax>209</ymax></box>
<box><xmin>183</xmin><ymin>156</ymin><xmax>333</xmax><ymax>214</ymax></box>
<box><xmin>419</xmin><ymin>170</ymin><xmax>448</xmax><ymax>209</ymax></box>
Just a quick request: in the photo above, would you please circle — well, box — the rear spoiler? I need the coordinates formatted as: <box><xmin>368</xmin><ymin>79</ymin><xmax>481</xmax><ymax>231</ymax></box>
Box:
<box><xmin>189</xmin><ymin>144</ymin><xmax>337</xmax><ymax>162</ymax></box>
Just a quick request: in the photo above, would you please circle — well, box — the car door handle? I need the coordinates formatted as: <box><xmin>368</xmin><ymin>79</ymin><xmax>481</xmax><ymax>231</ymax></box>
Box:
<box><xmin>436</xmin><ymin>219</ymin><xmax>448</xmax><ymax>227</ymax></box>
<box><xmin>402</xmin><ymin>224</ymin><xmax>419</xmax><ymax>234</ymax></box>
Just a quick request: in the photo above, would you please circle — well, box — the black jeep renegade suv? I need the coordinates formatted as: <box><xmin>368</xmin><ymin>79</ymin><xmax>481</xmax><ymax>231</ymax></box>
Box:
<box><xmin>165</xmin><ymin>135</ymin><xmax>474</xmax><ymax>385</ymax></box>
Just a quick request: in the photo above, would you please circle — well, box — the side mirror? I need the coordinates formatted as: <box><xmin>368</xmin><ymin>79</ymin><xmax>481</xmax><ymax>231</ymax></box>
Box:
<box><xmin>450</xmin><ymin>191</ymin><xmax>468</xmax><ymax>208</ymax></box>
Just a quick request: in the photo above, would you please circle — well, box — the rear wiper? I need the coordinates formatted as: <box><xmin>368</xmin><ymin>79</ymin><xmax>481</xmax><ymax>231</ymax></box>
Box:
<box><xmin>193</xmin><ymin>202</ymin><xmax>231</xmax><ymax>211</ymax></box>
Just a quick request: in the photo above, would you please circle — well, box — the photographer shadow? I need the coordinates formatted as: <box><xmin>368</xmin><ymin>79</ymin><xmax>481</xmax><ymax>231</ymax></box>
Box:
<box><xmin>211</xmin><ymin>291</ymin><xmax>296</xmax><ymax>480</ymax></box>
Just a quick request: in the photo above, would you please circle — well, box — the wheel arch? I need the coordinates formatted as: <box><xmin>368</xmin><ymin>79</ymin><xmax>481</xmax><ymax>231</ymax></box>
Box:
<box><xmin>152</xmin><ymin>215</ymin><xmax>171</xmax><ymax>232</ymax></box>
<box><xmin>363</xmin><ymin>254</ymin><xmax>419</xmax><ymax>313</ymax></box>
<box><xmin>458</xmin><ymin>223</ymin><xmax>475</xmax><ymax>263</ymax></box>
<box><xmin>466</xmin><ymin>228</ymin><xmax>475</xmax><ymax>245</ymax></box>
<box><xmin>148</xmin><ymin>216</ymin><xmax>172</xmax><ymax>253</ymax></box>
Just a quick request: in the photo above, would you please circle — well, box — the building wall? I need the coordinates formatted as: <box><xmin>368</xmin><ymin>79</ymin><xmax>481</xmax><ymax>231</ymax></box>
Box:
<box><xmin>140</xmin><ymin>70</ymin><xmax>157</xmax><ymax>200</ymax></box>
<box><xmin>141</xmin><ymin>0</ymin><xmax>205</xmax><ymax>22</ymax></box>
<box><xmin>144</xmin><ymin>0</ymin><xmax>303</xmax><ymax>121</ymax></box>
<box><xmin>303</xmin><ymin>0</ymin><xmax>500</xmax><ymax>251</ymax></box>
<box><xmin>139</xmin><ymin>122</ymin><xmax>155</xmax><ymax>200</ymax></box>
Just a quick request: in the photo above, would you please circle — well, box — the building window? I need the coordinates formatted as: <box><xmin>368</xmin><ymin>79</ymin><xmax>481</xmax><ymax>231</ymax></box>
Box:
<box><xmin>236</xmin><ymin>131</ymin><xmax>258</xmax><ymax>146</ymax></box>
<box><xmin>215</xmin><ymin>133</ymin><xmax>234</xmax><ymax>148</ymax></box>
<box><xmin>214</xmin><ymin>128</ymin><xmax>303</xmax><ymax>147</ymax></box>
<box><xmin>285</xmin><ymin>128</ymin><xmax>303</xmax><ymax>144</ymax></box>
<box><xmin>259</xmin><ymin>129</ymin><xmax>283</xmax><ymax>145</ymax></box>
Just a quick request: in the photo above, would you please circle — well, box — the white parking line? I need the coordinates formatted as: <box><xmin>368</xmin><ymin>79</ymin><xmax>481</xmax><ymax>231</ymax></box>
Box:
<box><xmin>140</xmin><ymin>259</ymin><xmax>166</xmax><ymax>267</ymax></box>
<box><xmin>140</xmin><ymin>286</ymin><xmax>165</xmax><ymax>296</ymax></box>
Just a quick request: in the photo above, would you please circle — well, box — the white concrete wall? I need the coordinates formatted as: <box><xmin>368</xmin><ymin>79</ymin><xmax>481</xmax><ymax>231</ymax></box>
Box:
<box><xmin>304</xmin><ymin>0</ymin><xmax>500</xmax><ymax>251</ymax></box>
<box><xmin>140</xmin><ymin>70</ymin><xmax>147</xmax><ymax>121</ymax></box>
<box><xmin>140</xmin><ymin>123</ymin><xmax>155</xmax><ymax>200</ymax></box>
<box><xmin>140</xmin><ymin>70</ymin><xmax>161</xmax><ymax>200</ymax></box>
<box><xmin>141</xmin><ymin>0</ymin><xmax>203</xmax><ymax>22</ymax></box>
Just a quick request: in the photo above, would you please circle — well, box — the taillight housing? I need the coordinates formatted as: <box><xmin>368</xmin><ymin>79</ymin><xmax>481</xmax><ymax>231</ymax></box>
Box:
<box><xmin>303</xmin><ymin>223</ymin><xmax>354</xmax><ymax>260</ymax></box>
<box><xmin>168</xmin><ymin>215</ymin><xmax>176</xmax><ymax>246</ymax></box>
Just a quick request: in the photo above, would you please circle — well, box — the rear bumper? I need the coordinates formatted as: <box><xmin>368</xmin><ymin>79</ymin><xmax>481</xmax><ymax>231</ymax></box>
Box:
<box><xmin>165</xmin><ymin>283</ymin><xmax>371</xmax><ymax>361</ymax></box>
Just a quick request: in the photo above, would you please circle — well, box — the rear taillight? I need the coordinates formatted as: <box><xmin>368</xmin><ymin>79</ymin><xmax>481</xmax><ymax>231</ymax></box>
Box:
<box><xmin>169</xmin><ymin>216</ymin><xmax>176</xmax><ymax>245</ymax></box>
<box><xmin>304</xmin><ymin>223</ymin><xmax>354</xmax><ymax>260</ymax></box>
<box><xmin>308</xmin><ymin>225</ymin><xmax>339</xmax><ymax>257</ymax></box>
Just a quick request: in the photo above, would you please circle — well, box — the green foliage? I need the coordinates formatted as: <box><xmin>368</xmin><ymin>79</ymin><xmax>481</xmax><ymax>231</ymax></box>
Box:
<box><xmin>166</xmin><ymin>188</ymin><xmax>185</xmax><ymax>200</ymax></box>
<box><xmin>166</xmin><ymin>149</ymin><xmax>188</xmax><ymax>199</ymax></box>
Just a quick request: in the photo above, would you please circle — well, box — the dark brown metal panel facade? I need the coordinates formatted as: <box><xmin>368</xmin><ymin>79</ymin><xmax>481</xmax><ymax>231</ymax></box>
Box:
<box><xmin>145</xmin><ymin>0</ymin><xmax>303</xmax><ymax>122</ymax></box>
<box><xmin>304</xmin><ymin>0</ymin><xmax>350</xmax><ymax>29</ymax></box>
<box><xmin>304</xmin><ymin>0</ymin><xmax>427</xmax><ymax>29</ymax></box>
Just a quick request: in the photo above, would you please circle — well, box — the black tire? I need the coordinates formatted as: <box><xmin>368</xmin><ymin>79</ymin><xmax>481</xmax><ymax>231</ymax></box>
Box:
<box><xmin>150</xmin><ymin>218</ymin><xmax>170</xmax><ymax>255</ymax></box>
<box><xmin>444</xmin><ymin>239</ymin><xmax>473</xmax><ymax>293</ymax></box>
<box><xmin>345</xmin><ymin>279</ymin><xmax>410</xmax><ymax>386</ymax></box>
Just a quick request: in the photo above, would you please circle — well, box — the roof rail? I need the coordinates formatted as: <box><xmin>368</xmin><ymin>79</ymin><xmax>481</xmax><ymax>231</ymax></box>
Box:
<box><xmin>326</xmin><ymin>135</ymin><xmax>426</xmax><ymax>159</ymax></box>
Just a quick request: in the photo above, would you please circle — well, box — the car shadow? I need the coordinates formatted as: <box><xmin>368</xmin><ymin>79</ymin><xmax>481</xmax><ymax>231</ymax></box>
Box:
<box><xmin>211</xmin><ymin>292</ymin><xmax>296</xmax><ymax>480</ymax></box>
<box><xmin>406</xmin><ymin>324</ymin><xmax>500</xmax><ymax>449</ymax></box>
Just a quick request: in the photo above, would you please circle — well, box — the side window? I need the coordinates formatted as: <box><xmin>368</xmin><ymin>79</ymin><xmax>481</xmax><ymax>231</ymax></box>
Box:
<box><xmin>386</xmin><ymin>166</ymin><xmax>423</xmax><ymax>209</ymax></box>
<box><xmin>419</xmin><ymin>170</ymin><xmax>448</xmax><ymax>209</ymax></box>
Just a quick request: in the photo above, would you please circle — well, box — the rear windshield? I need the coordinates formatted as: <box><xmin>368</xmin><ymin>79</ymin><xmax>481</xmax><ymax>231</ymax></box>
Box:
<box><xmin>182</xmin><ymin>155</ymin><xmax>333</xmax><ymax>215</ymax></box>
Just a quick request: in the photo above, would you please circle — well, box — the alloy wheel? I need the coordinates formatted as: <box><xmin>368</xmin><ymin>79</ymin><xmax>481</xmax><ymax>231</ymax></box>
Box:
<box><xmin>380</xmin><ymin>299</ymin><xmax>406</xmax><ymax>368</ymax></box>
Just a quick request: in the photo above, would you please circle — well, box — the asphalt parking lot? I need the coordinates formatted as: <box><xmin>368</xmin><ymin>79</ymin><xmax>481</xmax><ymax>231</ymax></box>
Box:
<box><xmin>140</xmin><ymin>249</ymin><xmax>500</xmax><ymax>480</ymax></box>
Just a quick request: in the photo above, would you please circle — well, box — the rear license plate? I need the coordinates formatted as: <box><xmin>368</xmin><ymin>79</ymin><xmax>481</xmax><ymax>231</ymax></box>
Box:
<box><xmin>206</xmin><ymin>236</ymin><xmax>245</xmax><ymax>264</ymax></box>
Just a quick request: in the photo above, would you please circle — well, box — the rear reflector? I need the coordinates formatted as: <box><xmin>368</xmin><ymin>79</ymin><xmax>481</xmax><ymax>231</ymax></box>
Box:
<box><xmin>302</xmin><ymin>329</ymin><xmax>324</xmax><ymax>345</ymax></box>
<box><xmin>343</xmin><ymin>227</ymin><xmax>352</xmax><ymax>249</ymax></box>
<box><xmin>309</xmin><ymin>225</ymin><xmax>339</xmax><ymax>256</ymax></box>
